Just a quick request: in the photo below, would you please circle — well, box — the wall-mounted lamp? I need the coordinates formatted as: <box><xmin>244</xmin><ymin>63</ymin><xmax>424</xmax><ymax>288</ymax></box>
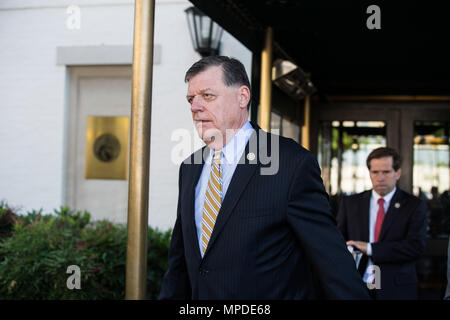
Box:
<box><xmin>185</xmin><ymin>6</ymin><xmax>224</xmax><ymax>57</ymax></box>
<box><xmin>272</xmin><ymin>59</ymin><xmax>316</xmax><ymax>100</ymax></box>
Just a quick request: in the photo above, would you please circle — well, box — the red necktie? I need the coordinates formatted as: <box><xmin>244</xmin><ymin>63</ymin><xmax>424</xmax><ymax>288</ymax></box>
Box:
<box><xmin>374</xmin><ymin>198</ymin><xmax>385</xmax><ymax>242</ymax></box>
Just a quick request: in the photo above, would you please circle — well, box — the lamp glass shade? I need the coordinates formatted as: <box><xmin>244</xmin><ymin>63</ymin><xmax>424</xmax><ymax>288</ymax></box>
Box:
<box><xmin>185</xmin><ymin>6</ymin><xmax>224</xmax><ymax>57</ymax></box>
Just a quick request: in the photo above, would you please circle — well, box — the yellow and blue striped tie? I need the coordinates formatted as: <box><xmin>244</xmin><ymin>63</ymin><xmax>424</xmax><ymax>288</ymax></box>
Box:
<box><xmin>201</xmin><ymin>150</ymin><xmax>223</xmax><ymax>255</ymax></box>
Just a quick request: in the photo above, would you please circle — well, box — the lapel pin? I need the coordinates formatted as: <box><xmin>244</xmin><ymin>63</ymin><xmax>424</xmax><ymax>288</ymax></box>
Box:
<box><xmin>394</xmin><ymin>202</ymin><xmax>400</xmax><ymax>209</ymax></box>
<box><xmin>247</xmin><ymin>152</ymin><xmax>255</xmax><ymax>161</ymax></box>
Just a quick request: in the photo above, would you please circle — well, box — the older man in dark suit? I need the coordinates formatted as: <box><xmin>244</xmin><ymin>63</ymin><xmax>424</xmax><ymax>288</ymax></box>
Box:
<box><xmin>159</xmin><ymin>56</ymin><xmax>370</xmax><ymax>300</ymax></box>
<box><xmin>337</xmin><ymin>147</ymin><xmax>427</xmax><ymax>300</ymax></box>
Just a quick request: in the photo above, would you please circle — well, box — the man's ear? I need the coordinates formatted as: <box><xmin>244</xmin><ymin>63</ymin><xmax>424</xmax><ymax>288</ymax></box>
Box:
<box><xmin>395</xmin><ymin>168</ymin><xmax>402</xmax><ymax>180</ymax></box>
<box><xmin>238</xmin><ymin>85</ymin><xmax>251</xmax><ymax>109</ymax></box>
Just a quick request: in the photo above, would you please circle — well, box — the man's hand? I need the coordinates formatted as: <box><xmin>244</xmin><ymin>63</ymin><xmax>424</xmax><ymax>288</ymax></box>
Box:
<box><xmin>346</xmin><ymin>240</ymin><xmax>368</xmax><ymax>254</ymax></box>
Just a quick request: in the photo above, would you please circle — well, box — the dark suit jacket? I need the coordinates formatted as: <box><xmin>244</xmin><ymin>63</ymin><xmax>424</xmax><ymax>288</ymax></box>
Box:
<box><xmin>159</xmin><ymin>122</ymin><xmax>370</xmax><ymax>300</ymax></box>
<box><xmin>337</xmin><ymin>188</ymin><xmax>427</xmax><ymax>300</ymax></box>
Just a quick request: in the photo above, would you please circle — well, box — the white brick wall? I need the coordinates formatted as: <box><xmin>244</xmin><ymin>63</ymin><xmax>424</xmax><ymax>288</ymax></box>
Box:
<box><xmin>0</xmin><ymin>0</ymin><xmax>251</xmax><ymax>230</ymax></box>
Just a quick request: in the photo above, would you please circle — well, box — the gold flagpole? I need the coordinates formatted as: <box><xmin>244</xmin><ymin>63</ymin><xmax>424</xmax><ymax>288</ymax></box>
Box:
<box><xmin>125</xmin><ymin>0</ymin><xmax>155</xmax><ymax>300</ymax></box>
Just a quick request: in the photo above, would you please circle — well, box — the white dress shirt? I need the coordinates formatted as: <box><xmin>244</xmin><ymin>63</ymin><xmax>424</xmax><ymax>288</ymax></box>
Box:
<box><xmin>194</xmin><ymin>121</ymin><xmax>255</xmax><ymax>257</ymax></box>
<box><xmin>363</xmin><ymin>187</ymin><xmax>397</xmax><ymax>282</ymax></box>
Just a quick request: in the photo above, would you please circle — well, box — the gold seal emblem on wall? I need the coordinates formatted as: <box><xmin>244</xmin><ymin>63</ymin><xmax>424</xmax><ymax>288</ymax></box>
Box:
<box><xmin>85</xmin><ymin>116</ymin><xmax>129</xmax><ymax>180</ymax></box>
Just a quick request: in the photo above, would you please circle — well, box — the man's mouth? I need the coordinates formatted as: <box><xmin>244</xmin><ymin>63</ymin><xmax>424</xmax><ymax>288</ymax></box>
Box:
<box><xmin>203</xmin><ymin>136</ymin><xmax>215</xmax><ymax>142</ymax></box>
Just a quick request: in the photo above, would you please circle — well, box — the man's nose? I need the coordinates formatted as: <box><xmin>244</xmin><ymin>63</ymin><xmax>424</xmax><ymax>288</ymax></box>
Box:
<box><xmin>190</xmin><ymin>96</ymin><xmax>204</xmax><ymax>113</ymax></box>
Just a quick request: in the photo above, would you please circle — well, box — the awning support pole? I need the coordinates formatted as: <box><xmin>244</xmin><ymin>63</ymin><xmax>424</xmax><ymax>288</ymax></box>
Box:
<box><xmin>258</xmin><ymin>27</ymin><xmax>273</xmax><ymax>132</ymax></box>
<box><xmin>302</xmin><ymin>95</ymin><xmax>311</xmax><ymax>149</ymax></box>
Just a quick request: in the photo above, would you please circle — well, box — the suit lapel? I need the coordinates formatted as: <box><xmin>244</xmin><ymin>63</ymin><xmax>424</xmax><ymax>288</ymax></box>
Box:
<box><xmin>357</xmin><ymin>191</ymin><xmax>371</xmax><ymax>275</ymax></box>
<box><xmin>184</xmin><ymin>147</ymin><xmax>208</xmax><ymax>260</ymax></box>
<box><xmin>360</xmin><ymin>191</ymin><xmax>371</xmax><ymax>242</ymax></box>
<box><xmin>378</xmin><ymin>188</ymin><xmax>403</xmax><ymax>241</ymax></box>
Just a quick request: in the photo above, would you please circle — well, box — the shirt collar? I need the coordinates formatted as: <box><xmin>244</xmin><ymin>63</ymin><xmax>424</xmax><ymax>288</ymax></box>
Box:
<box><xmin>209</xmin><ymin>120</ymin><xmax>254</xmax><ymax>164</ymax></box>
<box><xmin>372</xmin><ymin>186</ymin><xmax>397</xmax><ymax>204</ymax></box>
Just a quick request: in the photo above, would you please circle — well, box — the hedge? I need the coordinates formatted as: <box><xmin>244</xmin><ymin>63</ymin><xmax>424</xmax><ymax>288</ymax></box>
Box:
<box><xmin>0</xmin><ymin>202</ymin><xmax>171</xmax><ymax>300</ymax></box>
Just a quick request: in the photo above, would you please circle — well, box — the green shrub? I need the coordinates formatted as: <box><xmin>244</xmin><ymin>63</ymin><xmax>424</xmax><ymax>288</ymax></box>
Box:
<box><xmin>0</xmin><ymin>203</ymin><xmax>171</xmax><ymax>300</ymax></box>
<box><xmin>147</xmin><ymin>226</ymin><xmax>171</xmax><ymax>299</ymax></box>
<box><xmin>0</xmin><ymin>201</ymin><xmax>18</xmax><ymax>241</ymax></box>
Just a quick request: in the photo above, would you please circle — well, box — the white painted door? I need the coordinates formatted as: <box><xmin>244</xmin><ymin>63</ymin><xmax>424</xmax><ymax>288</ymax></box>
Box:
<box><xmin>65</xmin><ymin>66</ymin><xmax>132</xmax><ymax>223</ymax></box>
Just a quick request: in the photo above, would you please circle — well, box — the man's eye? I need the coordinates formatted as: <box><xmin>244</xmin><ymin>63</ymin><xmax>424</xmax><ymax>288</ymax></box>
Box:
<box><xmin>204</xmin><ymin>93</ymin><xmax>213</xmax><ymax>99</ymax></box>
<box><xmin>187</xmin><ymin>98</ymin><xmax>193</xmax><ymax>104</ymax></box>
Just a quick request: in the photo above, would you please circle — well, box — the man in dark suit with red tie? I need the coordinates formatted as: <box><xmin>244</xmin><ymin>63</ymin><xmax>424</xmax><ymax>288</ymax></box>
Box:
<box><xmin>337</xmin><ymin>147</ymin><xmax>427</xmax><ymax>300</ymax></box>
<box><xmin>159</xmin><ymin>56</ymin><xmax>370</xmax><ymax>300</ymax></box>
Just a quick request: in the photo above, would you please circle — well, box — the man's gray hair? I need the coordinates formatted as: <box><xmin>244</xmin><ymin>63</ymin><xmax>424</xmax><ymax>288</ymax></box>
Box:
<box><xmin>185</xmin><ymin>56</ymin><xmax>251</xmax><ymax>109</ymax></box>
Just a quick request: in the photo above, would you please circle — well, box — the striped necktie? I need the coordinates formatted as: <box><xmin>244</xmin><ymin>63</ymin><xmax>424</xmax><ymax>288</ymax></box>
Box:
<box><xmin>201</xmin><ymin>150</ymin><xmax>223</xmax><ymax>256</ymax></box>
